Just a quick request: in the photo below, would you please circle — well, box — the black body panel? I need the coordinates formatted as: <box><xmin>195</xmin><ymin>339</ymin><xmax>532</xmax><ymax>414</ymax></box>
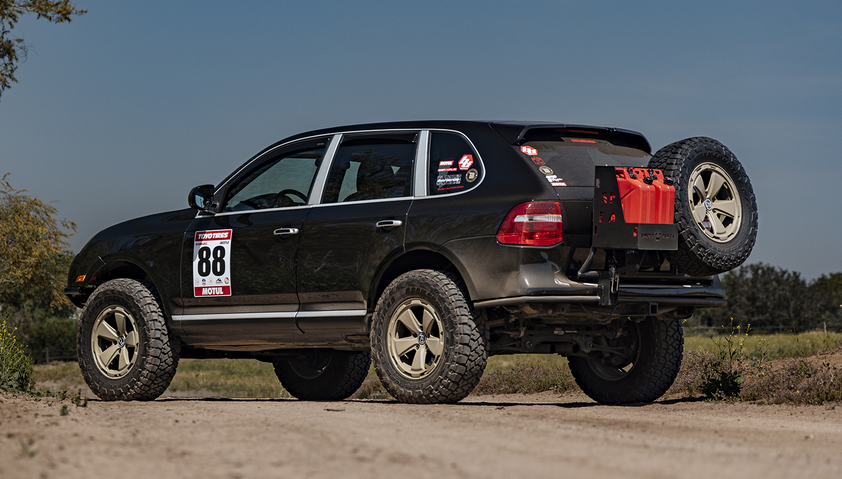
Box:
<box><xmin>65</xmin><ymin>209</ymin><xmax>196</xmax><ymax>319</ymax></box>
<box><xmin>67</xmin><ymin>120</ymin><xmax>727</xmax><ymax>356</ymax></box>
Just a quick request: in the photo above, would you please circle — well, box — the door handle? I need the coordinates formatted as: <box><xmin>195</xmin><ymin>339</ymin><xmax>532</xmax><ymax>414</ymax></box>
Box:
<box><xmin>273</xmin><ymin>227</ymin><xmax>299</xmax><ymax>236</ymax></box>
<box><xmin>375</xmin><ymin>220</ymin><xmax>403</xmax><ymax>228</ymax></box>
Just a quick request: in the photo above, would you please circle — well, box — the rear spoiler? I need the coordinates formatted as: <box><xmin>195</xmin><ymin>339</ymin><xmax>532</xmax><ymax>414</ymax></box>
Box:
<box><xmin>490</xmin><ymin>123</ymin><xmax>652</xmax><ymax>154</ymax></box>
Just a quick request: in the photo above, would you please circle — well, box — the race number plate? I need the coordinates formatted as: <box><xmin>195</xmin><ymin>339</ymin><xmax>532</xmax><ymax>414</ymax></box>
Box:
<box><xmin>192</xmin><ymin>229</ymin><xmax>232</xmax><ymax>297</ymax></box>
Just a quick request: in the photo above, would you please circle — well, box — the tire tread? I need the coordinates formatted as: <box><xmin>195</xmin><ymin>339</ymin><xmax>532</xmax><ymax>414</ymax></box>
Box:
<box><xmin>274</xmin><ymin>352</ymin><xmax>370</xmax><ymax>401</ymax></box>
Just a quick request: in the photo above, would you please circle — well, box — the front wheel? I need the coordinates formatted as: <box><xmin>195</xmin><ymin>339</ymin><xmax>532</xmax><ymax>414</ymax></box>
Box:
<box><xmin>274</xmin><ymin>352</ymin><xmax>370</xmax><ymax>400</ymax></box>
<box><xmin>77</xmin><ymin>279</ymin><xmax>179</xmax><ymax>401</ymax></box>
<box><xmin>568</xmin><ymin>318</ymin><xmax>683</xmax><ymax>404</ymax></box>
<box><xmin>371</xmin><ymin>270</ymin><xmax>486</xmax><ymax>404</ymax></box>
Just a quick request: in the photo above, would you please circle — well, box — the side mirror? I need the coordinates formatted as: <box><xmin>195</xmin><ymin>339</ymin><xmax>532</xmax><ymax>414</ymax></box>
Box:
<box><xmin>188</xmin><ymin>185</ymin><xmax>217</xmax><ymax>213</ymax></box>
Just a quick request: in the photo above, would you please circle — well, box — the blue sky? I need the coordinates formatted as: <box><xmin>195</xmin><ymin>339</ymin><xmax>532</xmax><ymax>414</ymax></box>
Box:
<box><xmin>1</xmin><ymin>0</ymin><xmax>840</xmax><ymax>279</ymax></box>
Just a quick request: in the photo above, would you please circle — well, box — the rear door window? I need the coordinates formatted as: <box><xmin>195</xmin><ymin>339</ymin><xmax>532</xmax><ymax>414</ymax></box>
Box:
<box><xmin>322</xmin><ymin>133</ymin><xmax>416</xmax><ymax>204</ymax></box>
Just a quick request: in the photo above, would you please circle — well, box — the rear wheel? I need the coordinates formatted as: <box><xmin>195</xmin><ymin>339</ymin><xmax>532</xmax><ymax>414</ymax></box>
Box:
<box><xmin>371</xmin><ymin>270</ymin><xmax>486</xmax><ymax>404</ymax></box>
<box><xmin>274</xmin><ymin>352</ymin><xmax>370</xmax><ymax>400</ymax></box>
<box><xmin>568</xmin><ymin>317</ymin><xmax>683</xmax><ymax>404</ymax></box>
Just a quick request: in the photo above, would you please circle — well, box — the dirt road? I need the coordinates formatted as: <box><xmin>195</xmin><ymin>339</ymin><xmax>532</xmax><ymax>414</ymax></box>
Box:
<box><xmin>2</xmin><ymin>391</ymin><xmax>841</xmax><ymax>479</ymax></box>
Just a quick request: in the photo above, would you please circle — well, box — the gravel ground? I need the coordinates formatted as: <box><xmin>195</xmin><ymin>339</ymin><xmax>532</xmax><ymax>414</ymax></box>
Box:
<box><xmin>1</xmin><ymin>389</ymin><xmax>841</xmax><ymax>479</ymax></box>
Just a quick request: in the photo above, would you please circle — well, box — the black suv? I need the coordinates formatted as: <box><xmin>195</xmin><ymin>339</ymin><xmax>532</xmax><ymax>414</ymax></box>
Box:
<box><xmin>65</xmin><ymin>121</ymin><xmax>757</xmax><ymax>404</ymax></box>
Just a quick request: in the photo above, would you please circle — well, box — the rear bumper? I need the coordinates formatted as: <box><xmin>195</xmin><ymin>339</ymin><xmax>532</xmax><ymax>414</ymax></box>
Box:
<box><xmin>472</xmin><ymin>282</ymin><xmax>726</xmax><ymax>309</ymax></box>
<box><xmin>445</xmin><ymin>236</ymin><xmax>726</xmax><ymax>308</ymax></box>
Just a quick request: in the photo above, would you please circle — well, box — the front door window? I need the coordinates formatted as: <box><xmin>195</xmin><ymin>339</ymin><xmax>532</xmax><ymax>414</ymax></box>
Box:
<box><xmin>223</xmin><ymin>144</ymin><xmax>326</xmax><ymax>211</ymax></box>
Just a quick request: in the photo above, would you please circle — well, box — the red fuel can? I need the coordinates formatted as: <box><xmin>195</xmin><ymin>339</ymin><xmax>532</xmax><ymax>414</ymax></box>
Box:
<box><xmin>649</xmin><ymin>169</ymin><xmax>675</xmax><ymax>224</ymax></box>
<box><xmin>614</xmin><ymin>168</ymin><xmax>674</xmax><ymax>224</ymax></box>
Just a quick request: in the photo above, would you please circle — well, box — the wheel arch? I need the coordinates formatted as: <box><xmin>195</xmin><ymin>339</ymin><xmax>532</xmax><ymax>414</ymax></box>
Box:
<box><xmin>88</xmin><ymin>257</ymin><xmax>170</xmax><ymax>314</ymax></box>
<box><xmin>369</xmin><ymin>244</ymin><xmax>476</xmax><ymax>308</ymax></box>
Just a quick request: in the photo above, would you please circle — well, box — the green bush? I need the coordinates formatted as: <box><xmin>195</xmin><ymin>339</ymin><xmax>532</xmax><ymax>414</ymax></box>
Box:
<box><xmin>0</xmin><ymin>318</ymin><xmax>34</xmax><ymax>393</ymax></box>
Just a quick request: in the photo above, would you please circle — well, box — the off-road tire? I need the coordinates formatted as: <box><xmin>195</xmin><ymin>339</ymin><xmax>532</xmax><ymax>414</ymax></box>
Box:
<box><xmin>568</xmin><ymin>318</ymin><xmax>683</xmax><ymax>405</ymax></box>
<box><xmin>274</xmin><ymin>352</ymin><xmax>370</xmax><ymax>401</ymax></box>
<box><xmin>371</xmin><ymin>269</ymin><xmax>487</xmax><ymax>404</ymax></box>
<box><xmin>77</xmin><ymin>279</ymin><xmax>179</xmax><ymax>401</ymax></box>
<box><xmin>649</xmin><ymin>137</ymin><xmax>757</xmax><ymax>276</ymax></box>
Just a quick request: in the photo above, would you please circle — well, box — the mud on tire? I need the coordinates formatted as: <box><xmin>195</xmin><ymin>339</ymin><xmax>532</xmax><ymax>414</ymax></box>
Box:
<box><xmin>77</xmin><ymin>279</ymin><xmax>179</xmax><ymax>401</ymax></box>
<box><xmin>371</xmin><ymin>269</ymin><xmax>487</xmax><ymax>404</ymax></box>
<box><xmin>568</xmin><ymin>318</ymin><xmax>683</xmax><ymax>405</ymax></box>
<box><xmin>274</xmin><ymin>352</ymin><xmax>370</xmax><ymax>401</ymax></box>
<box><xmin>649</xmin><ymin>137</ymin><xmax>757</xmax><ymax>276</ymax></box>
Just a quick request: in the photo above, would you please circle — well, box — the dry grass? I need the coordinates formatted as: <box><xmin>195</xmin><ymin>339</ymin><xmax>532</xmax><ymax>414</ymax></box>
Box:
<box><xmin>166</xmin><ymin>359</ymin><xmax>283</xmax><ymax>398</ymax></box>
<box><xmin>29</xmin><ymin>332</ymin><xmax>842</xmax><ymax>404</ymax></box>
<box><xmin>683</xmin><ymin>331</ymin><xmax>842</xmax><ymax>360</ymax></box>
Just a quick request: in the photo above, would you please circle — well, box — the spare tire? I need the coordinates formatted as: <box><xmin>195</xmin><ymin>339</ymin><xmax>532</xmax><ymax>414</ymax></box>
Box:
<box><xmin>649</xmin><ymin>137</ymin><xmax>757</xmax><ymax>276</ymax></box>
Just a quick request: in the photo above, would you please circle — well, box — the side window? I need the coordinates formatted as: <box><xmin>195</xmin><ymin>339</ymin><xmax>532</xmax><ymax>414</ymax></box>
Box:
<box><xmin>222</xmin><ymin>139</ymin><xmax>328</xmax><ymax>212</ymax></box>
<box><xmin>428</xmin><ymin>132</ymin><xmax>482</xmax><ymax>195</ymax></box>
<box><xmin>322</xmin><ymin>133</ymin><xmax>416</xmax><ymax>204</ymax></box>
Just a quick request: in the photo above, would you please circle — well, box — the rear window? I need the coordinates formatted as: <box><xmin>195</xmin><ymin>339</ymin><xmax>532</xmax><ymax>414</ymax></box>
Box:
<box><xmin>428</xmin><ymin>132</ymin><xmax>482</xmax><ymax>195</ymax></box>
<box><xmin>514</xmin><ymin>134</ymin><xmax>650</xmax><ymax>187</ymax></box>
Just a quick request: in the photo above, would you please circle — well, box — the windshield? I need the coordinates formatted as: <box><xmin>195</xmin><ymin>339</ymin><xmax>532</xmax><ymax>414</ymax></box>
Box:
<box><xmin>514</xmin><ymin>138</ymin><xmax>651</xmax><ymax>187</ymax></box>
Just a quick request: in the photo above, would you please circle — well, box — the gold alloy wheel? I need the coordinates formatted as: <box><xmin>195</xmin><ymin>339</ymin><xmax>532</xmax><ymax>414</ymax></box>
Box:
<box><xmin>387</xmin><ymin>298</ymin><xmax>445</xmax><ymax>379</ymax></box>
<box><xmin>687</xmin><ymin>162</ymin><xmax>743</xmax><ymax>243</ymax></box>
<box><xmin>91</xmin><ymin>305</ymin><xmax>139</xmax><ymax>379</ymax></box>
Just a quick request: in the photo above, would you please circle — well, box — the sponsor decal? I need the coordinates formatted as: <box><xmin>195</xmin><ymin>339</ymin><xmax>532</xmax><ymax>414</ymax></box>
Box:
<box><xmin>521</xmin><ymin>145</ymin><xmax>537</xmax><ymax>156</ymax></box>
<box><xmin>530</xmin><ymin>156</ymin><xmax>545</xmax><ymax>166</ymax></box>
<box><xmin>196</xmin><ymin>286</ymin><xmax>231</xmax><ymax>296</ymax></box>
<box><xmin>436</xmin><ymin>174</ymin><xmax>462</xmax><ymax>187</ymax></box>
<box><xmin>465</xmin><ymin>168</ymin><xmax>479</xmax><ymax>183</ymax></box>
<box><xmin>539</xmin><ymin>166</ymin><xmax>554</xmax><ymax>176</ymax></box>
<box><xmin>437</xmin><ymin>167</ymin><xmax>457</xmax><ymax>172</ymax></box>
<box><xmin>437</xmin><ymin>185</ymin><xmax>465</xmax><ymax>191</ymax></box>
<box><xmin>458</xmin><ymin>155</ymin><xmax>473</xmax><ymax>170</ymax></box>
<box><xmin>544</xmin><ymin>174</ymin><xmax>567</xmax><ymax>187</ymax></box>
<box><xmin>192</xmin><ymin>229</ymin><xmax>232</xmax><ymax>297</ymax></box>
<box><xmin>195</xmin><ymin>230</ymin><xmax>231</xmax><ymax>242</ymax></box>
<box><xmin>439</xmin><ymin>160</ymin><xmax>453</xmax><ymax>167</ymax></box>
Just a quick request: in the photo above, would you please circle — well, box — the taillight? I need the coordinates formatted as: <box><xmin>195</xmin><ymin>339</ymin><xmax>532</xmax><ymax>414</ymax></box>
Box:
<box><xmin>496</xmin><ymin>201</ymin><xmax>563</xmax><ymax>246</ymax></box>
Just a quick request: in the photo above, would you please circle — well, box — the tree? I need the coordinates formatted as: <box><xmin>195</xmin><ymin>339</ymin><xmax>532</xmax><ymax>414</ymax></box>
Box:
<box><xmin>0</xmin><ymin>0</ymin><xmax>86</xmax><ymax>99</ymax></box>
<box><xmin>810</xmin><ymin>273</ymin><xmax>842</xmax><ymax>331</ymax></box>
<box><xmin>692</xmin><ymin>263</ymin><xmax>842</xmax><ymax>333</ymax></box>
<box><xmin>0</xmin><ymin>173</ymin><xmax>76</xmax><ymax>310</ymax></box>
